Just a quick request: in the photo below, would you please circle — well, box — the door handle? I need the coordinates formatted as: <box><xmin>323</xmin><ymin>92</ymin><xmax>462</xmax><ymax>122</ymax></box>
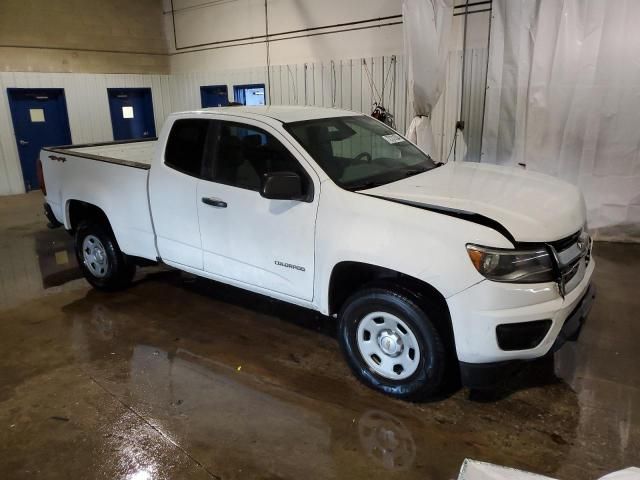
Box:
<box><xmin>19</xmin><ymin>140</ymin><xmax>29</xmax><ymax>145</ymax></box>
<box><xmin>201</xmin><ymin>197</ymin><xmax>227</xmax><ymax>208</ymax></box>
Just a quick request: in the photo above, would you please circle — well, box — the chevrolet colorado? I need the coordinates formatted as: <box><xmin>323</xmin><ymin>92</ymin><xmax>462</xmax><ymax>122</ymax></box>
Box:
<box><xmin>39</xmin><ymin>106</ymin><xmax>595</xmax><ymax>399</ymax></box>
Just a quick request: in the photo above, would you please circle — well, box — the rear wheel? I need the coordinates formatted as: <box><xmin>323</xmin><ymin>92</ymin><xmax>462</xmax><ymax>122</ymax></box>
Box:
<box><xmin>338</xmin><ymin>287</ymin><xmax>445</xmax><ymax>400</ymax></box>
<box><xmin>75</xmin><ymin>222</ymin><xmax>135</xmax><ymax>291</ymax></box>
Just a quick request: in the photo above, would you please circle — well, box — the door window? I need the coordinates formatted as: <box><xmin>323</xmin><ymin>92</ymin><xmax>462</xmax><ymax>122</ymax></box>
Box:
<box><xmin>165</xmin><ymin>119</ymin><xmax>213</xmax><ymax>177</ymax></box>
<box><xmin>209</xmin><ymin>121</ymin><xmax>310</xmax><ymax>195</ymax></box>
<box><xmin>200</xmin><ymin>85</ymin><xmax>229</xmax><ymax>107</ymax></box>
<box><xmin>29</xmin><ymin>109</ymin><xmax>45</xmax><ymax>122</ymax></box>
<box><xmin>233</xmin><ymin>84</ymin><xmax>266</xmax><ymax>106</ymax></box>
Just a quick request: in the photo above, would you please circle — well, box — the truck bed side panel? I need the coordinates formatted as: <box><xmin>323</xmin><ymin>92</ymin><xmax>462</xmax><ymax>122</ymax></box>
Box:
<box><xmin>41</xmin><ymin>150</ymin><xmax>157</xmax><ymax>260</ymax></box>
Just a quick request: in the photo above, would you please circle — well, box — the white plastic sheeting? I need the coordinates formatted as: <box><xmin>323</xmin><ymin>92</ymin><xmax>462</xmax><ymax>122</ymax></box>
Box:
<box><xmin>403</xmin><ymin>0</ymin><xmax>454</xmax><ymax>159</ymax></box>
<box><xmin>458</xmin><ymin>460</ymin><xmax>555</xmax><ymax>479</ymax></box>
<box><xmin>458</xmin><ymin>459</ymin><xmax>640</xmax><ymax>480</ymax></box>
<box><xmin>482</xmin><ymin>0</ymin><xmax>640</xmax><ymax>242</ymax></box>
<box><xmin>600</xmin><ymin>469</ymin><xmax>640</xmax><ymax>480</ymax></box>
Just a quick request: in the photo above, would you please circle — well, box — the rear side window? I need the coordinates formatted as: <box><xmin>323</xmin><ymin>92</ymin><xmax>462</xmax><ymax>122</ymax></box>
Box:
<box><xmin>165</xmin><ymin>119</ymin><xmax>212</xmax><ymax>177</ymax></box>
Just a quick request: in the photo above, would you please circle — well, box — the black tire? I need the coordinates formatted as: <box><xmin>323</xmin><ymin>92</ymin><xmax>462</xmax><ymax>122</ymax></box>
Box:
<box><xmin>338</xmin><ymin>287</ymin><xmax>446</xmax><ymax>400</ymax></box>
<box><xmin>74</xmin><ymin>221</ymin><xmax>135</xmax><ymax>291</ymax></box>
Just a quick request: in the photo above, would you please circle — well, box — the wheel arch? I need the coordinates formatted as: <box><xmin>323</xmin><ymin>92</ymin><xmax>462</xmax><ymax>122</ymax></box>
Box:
<box><xmin>326</xmin><ymin>261</ymin><xmax>455</xmax><ymax>352</ymax></box>
<box><xmin>327</xmin><ymin>262</ymin><xmax>443</xmax><ymax>311</ymax></box>
<box><xmin>65</xmin><ymin>199</ymin><xmax>112</xmax><ymax>233</ymax></box>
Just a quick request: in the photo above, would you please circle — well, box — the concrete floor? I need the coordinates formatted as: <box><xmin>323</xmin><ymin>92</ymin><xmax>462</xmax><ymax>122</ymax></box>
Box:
<box><xmin>0</xmin><ymin>192</ymin><xmax>638</xmax><ymax>480</ymax></box>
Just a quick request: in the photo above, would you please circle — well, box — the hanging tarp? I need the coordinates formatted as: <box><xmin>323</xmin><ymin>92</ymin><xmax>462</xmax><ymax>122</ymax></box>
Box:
<box><xmin>482</xmin><ymin>0</ymin><xmax>640</xmax><ymax>242</ymax></box>
<box><xmin>403</xmin><ymin>0</ymin><xmax>454</xmax><ymax>160</ymax></box>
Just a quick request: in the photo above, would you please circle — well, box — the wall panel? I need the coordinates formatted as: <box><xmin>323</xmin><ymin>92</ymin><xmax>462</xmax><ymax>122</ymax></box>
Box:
<box><xmin>166</xmin><ymin>50</ymin><xmax>474</xmax><ymax>163</ymax></box>
<box><xmin>0</xmin><ymin>72</ymin><xmax>173</xmax><ymax>195</ymax></box>
<box><xmin>0</xmin><ymin>45</ymin><xmax>485</xmax><ymax>195</ymax></box>
<box><xmin>172</xmin><ymin>0</ymin><xmax>265</xmax><ymax>49</ymax></box>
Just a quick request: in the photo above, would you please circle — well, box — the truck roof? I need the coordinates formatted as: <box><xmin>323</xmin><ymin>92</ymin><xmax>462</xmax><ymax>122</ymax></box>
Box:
<box><xmin>175</xmin><ymin>105</ymin><xmax>361</xmax><ymax>124</ymax></box>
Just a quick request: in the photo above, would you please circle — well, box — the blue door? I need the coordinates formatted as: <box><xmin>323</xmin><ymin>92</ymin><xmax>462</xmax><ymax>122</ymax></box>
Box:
<box><xmin>7</xmin><ymin>88</ymin><xmax>72</xmax><ymax>191</ymax></box>
<box><xmin>107</xmin><ymin>88</ymin><xmax>156</xmax><ymax>141</ymax></box>
<box><xmin>233</xmin><ymin>84</ymin><xmax>266</xmax><ymax>106</ymax></box>
<box><xmin>200</xmin><ymin>85</ymin><xmax>229</xmax><ymax>107</ymax></box>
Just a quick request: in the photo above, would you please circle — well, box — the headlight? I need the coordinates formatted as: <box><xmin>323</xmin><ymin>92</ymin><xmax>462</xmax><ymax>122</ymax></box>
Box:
<box><xmin>466</xmin><ymin>244</ymin><xmax>555</xmax><ymax>283</ymax></box>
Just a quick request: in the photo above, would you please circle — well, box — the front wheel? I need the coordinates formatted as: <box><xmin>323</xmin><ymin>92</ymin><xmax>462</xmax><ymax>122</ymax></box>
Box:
<box><xmin>75</xmin><ymin>222</ymin><xmax>135</xmax><ymax>291</ymax></box>
<box><xmin>338</xmin><ymin>287</ymin><xmax>445</xmax><ymax>400</ymax></box>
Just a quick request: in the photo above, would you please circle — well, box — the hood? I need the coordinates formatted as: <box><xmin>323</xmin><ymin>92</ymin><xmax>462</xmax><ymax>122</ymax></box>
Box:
<box><xmin>362</xmin><ymin>162</ymin><xmax>585</xmax><ymax>243</ymax></box>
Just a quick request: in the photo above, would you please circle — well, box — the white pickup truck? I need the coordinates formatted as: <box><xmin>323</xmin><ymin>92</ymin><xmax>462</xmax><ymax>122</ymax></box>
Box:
<box><xmin>40</xmin><ymin>106</ymin><xmax>595</xmax><ymax>399</ymax></box>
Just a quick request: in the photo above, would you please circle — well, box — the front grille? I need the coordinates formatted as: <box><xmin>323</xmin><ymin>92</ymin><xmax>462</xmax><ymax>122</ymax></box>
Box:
<box><xmin>550</xmin><ymin>230</ymin><xmax>581</xmax><ymax>251</ymax></box>
<box><xmin>549</xmin><ymin>229</ymin><xmax>590</xmax><ymax>296</ymax></box>
<box><xmin>563</xmin><ymin>260</ymin><xmax>581</xmax><ymax>284</ymax></box>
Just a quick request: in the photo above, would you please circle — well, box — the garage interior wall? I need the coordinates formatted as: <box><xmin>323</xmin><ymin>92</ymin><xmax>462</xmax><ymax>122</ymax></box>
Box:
<box><xmin>0</xmin><ymin>0</ymin><xmax>169</xmax><ymax>196</ymax></box>
<box><xmin>0</xmin><ymin>0</ymin><xmax>168</xmax><ymax>74</ymax></box>
<box><xmin>0</xmin><ymin>0</ymin><xmax>491</xmax><ymax>196</ymax></box>
<box><xmin>164</xmin><ymin>0</ymin><xmax>491</xmax><ymax>162</ymax></box>
<box><xmin>164</xmin><ymin>0</ymin><xmax>405</xmax><ymax>70</ymax></box>
<box><xmin>0</xmin><ymin>73</ymin><xmax>173</xmax><ymax>195</ymax></box>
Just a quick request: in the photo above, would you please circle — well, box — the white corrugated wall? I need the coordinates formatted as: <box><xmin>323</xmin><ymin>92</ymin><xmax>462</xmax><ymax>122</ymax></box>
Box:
<box><xmin>0</xmin><ymin>72</ymin><xmax>171</xmax><ymax>195</ymax></box>
<box><xmin>166</xmin><ymin>49</ymin><xmax>485</xmax><ymax>162</ymax></box>
<box><xmin>0</xmin><ymin>48</ymin><xmax>487</xmax><ymax>195</ymax></box>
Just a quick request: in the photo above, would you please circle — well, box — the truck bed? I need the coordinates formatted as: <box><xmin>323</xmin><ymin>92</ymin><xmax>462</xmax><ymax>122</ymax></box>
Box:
<box><xmin>41</xmin><ymin>138</ymin><xmax>158</xmax><ymax>260</ymax></box>
<box><xmin>46</xmin><ymin>138</ymin><xmax>156</xmax><ymax>169</ymax></box>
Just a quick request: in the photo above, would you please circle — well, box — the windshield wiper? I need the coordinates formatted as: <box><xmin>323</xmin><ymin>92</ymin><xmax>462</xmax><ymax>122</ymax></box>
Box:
<box><xmin>345</xmin><ymin>164</ymin><xmax>439</xmax><ymax>191</ymax></box>
<box><xmin>345</xmin><ymin>180</ymin><xmax>386</xmax><ymax>191</ymax></box>
<box><xmin>404</xmin><ymin>162</ymin><xmax>444</xmax><ymax>176</ymax></box>
<box><xmin>347</xmin><ymin>169</ymin><xmax>427</xmax><ymax>191</ymax></box>
<box><xmin>403</xmin><ymin>168</ymin><xmax>428</xmax><ymax>178</ymax></box>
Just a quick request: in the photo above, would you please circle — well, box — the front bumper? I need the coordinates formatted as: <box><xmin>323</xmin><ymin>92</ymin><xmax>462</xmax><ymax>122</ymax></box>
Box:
<box><xmin>550</xmin><ymin>282</ymin><xmax>595</xmax><ymax>352</ymax></box>
<box><xmin>447</xmin><ymin>256</ymin><xmax>595</xmax><ymax>365</ymax></box>
<box><xmin>459</xmin><ymin>282</ymin><xmax>595</xmax><ymax>388</ymax></box>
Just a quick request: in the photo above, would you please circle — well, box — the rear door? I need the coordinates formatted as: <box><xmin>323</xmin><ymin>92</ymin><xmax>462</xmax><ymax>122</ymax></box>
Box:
<box><xmin>149</xmin><ymin>118</ymin><xmax>214</xmax><ymax>270</ymax></box>
<box><xmin>197</xmin><ymin>118</ymin><xmax>318</xmax><ymax>301</ymax></box>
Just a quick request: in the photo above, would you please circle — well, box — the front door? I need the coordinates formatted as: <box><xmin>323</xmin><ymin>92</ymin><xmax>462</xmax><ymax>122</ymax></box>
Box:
<box><xmin>197</xmin><ymin>119</ymin><xmax>317</xmax><ymax>301</ymax></box>
<box><xmin>7</xmin><ymin>88</ymin><xmax>72</xmax><ymax>191</ymax></box>
<box><xmin>107</xmin><ymin>88</ymin><xmax>156</xmax><ymax>141</ymax></box>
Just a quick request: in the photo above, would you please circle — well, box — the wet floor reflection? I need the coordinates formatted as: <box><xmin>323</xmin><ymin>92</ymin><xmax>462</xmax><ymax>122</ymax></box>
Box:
<box><xmin>56</xmin><ymin>285</ymin><xmax>589</xmax><ymax>480</ymax></box>
<box><xmin>35</xmin><ymin>228</ymin><xmax>81</xmax><ymax>289</ymax></box>
<box><xmin>0</xmin><ymin>194</ymin><xmax>83</xmax><ymax>309</ymax></box>
<box><xmin>357</xmin><ymin>410</ymin><xmax>416</xmax><ymax>471</ymax></box>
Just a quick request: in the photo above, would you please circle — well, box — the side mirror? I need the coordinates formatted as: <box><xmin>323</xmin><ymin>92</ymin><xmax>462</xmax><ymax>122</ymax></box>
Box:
<box><xmin>260</xmin><ymin>171</ymin><xmax>303</xmax><ymax>200</ymax></box>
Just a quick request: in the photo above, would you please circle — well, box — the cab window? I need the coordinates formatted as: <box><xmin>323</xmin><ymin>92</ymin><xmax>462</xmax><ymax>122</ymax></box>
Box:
<box><xmin>209</xmin><ymin>121</ymin><xmax>310</xmax><ymax>195</ymax></box>
<box><xmin>165</xmin><ymin>119</ymin><xmax>213</xmax><ymax>177</ymax></box>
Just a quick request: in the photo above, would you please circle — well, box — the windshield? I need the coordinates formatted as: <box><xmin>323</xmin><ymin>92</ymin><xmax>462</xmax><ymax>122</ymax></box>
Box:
<box><xmin>284</xmin><ymin>115</ymin><xmax>438</xmax><ymax>190</ymax></box>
